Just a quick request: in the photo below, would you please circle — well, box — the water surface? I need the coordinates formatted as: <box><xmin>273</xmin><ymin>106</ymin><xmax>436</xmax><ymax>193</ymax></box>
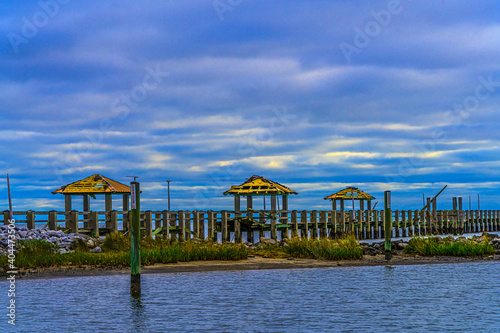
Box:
<box><xmin>4</xmin><ymin>262</ymin><xmax>500</xmax><ymax>332</ymax></box>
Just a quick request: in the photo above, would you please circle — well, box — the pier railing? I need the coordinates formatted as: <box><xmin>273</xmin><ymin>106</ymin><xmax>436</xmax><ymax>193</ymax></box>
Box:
<box><xmin>3</xmin><ymin>209</ymin><xmax>500</xmax><ymax>242</ymax></box>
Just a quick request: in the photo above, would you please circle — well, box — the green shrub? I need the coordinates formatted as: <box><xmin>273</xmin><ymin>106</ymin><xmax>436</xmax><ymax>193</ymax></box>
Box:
<box><xmin>404</xmin><ymin>237</ymin><xmax>495</xmax><ymax>256</ymax></box>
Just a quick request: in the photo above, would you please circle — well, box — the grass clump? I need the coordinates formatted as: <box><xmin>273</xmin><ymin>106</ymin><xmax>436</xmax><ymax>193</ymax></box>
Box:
<box><xmin>1</xmin><ymin>233</ymin><xmax>248</xmax><ymax>269</ymax></box>
<box><xmin>285</xmin><ymin>235</ymin><xmax>363</xmax><ymax>260</ymax></box>
<box><xmin>251</xmin><ymin>235</ymin><xmax>363</xmax><ymax>260</ymax></box>
<box><xmin>404</xmin><ymin>237</ymin><xmax>495</xmax><ymax>256</ymax></box>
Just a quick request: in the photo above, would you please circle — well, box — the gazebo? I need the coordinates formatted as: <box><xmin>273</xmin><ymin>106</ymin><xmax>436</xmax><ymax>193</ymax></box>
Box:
<box><xmin>324</xmin><ymin>187</ymin><xmax>375</xmax><ymax>211</ymax></box>
<box><xmin>52</xmin><ymin>174</ymin><xmax>132</xmax><ymax>212</ymax></box>
<box><xmin>223</xmin><ymin>175</ymin><xmax>298</xmax><ymax>212</ymax></box>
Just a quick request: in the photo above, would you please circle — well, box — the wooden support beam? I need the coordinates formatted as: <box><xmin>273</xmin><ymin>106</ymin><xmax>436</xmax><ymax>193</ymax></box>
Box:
<box><xmin>144</xmin><ymin>211</ymin><xmax>153</xmax><ymax>237</ymax></box>
<box><xmin>234</xmin><ymin>195</ymin><xmax>241</xmax><ymax>212</ymax></box>
<box><xmin>320</xmin><ymin>211</ymin><xmax>327</xmax><ymax>238</ymax></box>
<box><xmin>247</xmin><ymin>196</ymin><xmax>253</xmax><ymax>210</ymax></box>
<box><xmin>208</xmin><ymin>211</ymin><xmax>216</xmax><ymax>242</ymax></box>
<box><xmin>282</xmin><ymin>195</ymin><xmax>288</xmax><ymax>211</ymax></box>
<box><xmin>270</xmin><ymin>196</ymin><xmax>277</xmax><ymax>240</ymax></box>
<box><xmin>90</xmin><ymin>211</ymin><xmax>99</xmax><ymax>237</ymax></box>
<box><xmin>221</xmin><ymin>211</ymin><xmax>228</xmax><ymax>243</ymax></box>
<box><xmin>64</xmin><ymin>194</ymin><xmax>72</xmax><ymax>212</ymax></box>
<box><xmin>193</xmin><ymin>211</ymin><xmax>200</xmax><ymax>238</ymax></box>
<box><xmin>311</xmin><ymin>210</ymin><xmax>318</xmax><ymax>240</ymax></box>
<box><xmin>105</xmin><ymin>193</ymin><xmax>112</xmax><ymax>212</ymax></box>
<box><xmin>178</xmin><ymin>211</ymin><xmax>185</xmax><ymax>242</ymax></box>
<box><xmin>110</xmin><ymin>210</ymin><xmax>118</xmax><ymax>232</ymax></box>
<box><xmin>48</xmin><ymin>211</ymin><xmax>57</xmax><ymax>230</ymax></box>
<box><xmin>234</xmin><ymin>211</ymin><xmax>242</xmax><ymax>243</ymax></box>
<box><xmin>26</xmin><ymin>211</ymin><xmax>35</xmax><ymax>230</ymax></box>
<box><xmin>291</xmin><ymin>210</ymin><xmax>298</xmax><ymax>238</ymax></box>
<box><xmin>69</xmin><ymin>211</ymin><xmax>78</xmax><ymax>233</ymax></box>
<box><xmin>301</xmin><ymin>210</ymin><xmax>308</xmax><ymax>239</ymax></box>
<box><xmin>162</xmin><ymin>211</ymin><xmax>170</xmax><ymax>240</ymax></box>
<box><xmin>123</xmin><ymin>194</ymin><xmax>129</xmax><ymax>212</ymax></box>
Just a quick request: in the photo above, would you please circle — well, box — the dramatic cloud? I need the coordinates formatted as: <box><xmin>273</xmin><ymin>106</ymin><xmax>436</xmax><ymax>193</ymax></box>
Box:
<box><xmin>1</xmin><ymin>0</ymin><xmax>499</xmax><ymax>211</ymax></box>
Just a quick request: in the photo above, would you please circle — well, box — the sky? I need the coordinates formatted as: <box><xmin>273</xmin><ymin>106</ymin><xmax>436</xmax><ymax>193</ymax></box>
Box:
<box><xmin>1</xmin><ymin>0</ymin><xmax>500</xmax><ymax>212</ymax></box>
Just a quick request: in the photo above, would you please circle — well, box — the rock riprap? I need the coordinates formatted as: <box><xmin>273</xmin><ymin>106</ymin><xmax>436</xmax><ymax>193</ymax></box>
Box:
<box><xmin>0</xmin><ymin>226</ymin><xmax>104</xmax><ymax>255</ymax></box>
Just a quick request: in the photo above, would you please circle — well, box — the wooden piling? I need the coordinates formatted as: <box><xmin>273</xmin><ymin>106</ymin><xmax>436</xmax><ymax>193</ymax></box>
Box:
<box><xmin>374</xmin><ymin>210</ymin><xmax>379</xmax><ymax>239</ymax></box>
<box><xmin>301</xmin><ymin>210</ymin><xmax>308</xmax><ymax>239</ymax></box>
<box><xmin>311</xmin><ymin>211</ymin><xmax>318</xmax><ymax>240</ymax></box>
<box><xmin>208</xmin><ymin>211</ymin><xmax>216</xmax><ymax>242</ymax></box>
<box><xmin>221</xmin><ymin>211</ymin><xmax>228</xmax><ymax>243</ymax></box>
<box><xmin>48</xmin><ymin>211</ymin><xmax>57</xmax><ymax>230</ymax></box>
<box><xmin>130</xmin><ymin>181</ymin><xmax>141</xmax><ymax>296</ymax></box>
<box><xmin>291</xmin><ymin>210</ymin><xmax>298</xmax><ymax>238</ymax></box>
<box><xmin>26</xmin><ymin>211</ymin><xmax>35</xmax><ymax>230</ymax></box>
<box><xmin>144</xmin><ymin>211</ymin><xmax>153</xmax><ymax>237</ymax></box>
<box><xmin>384</xmin><ymin>191</ymin><xmax>392</xmax><ymax>260</ymax></box>
<box><xmin>110</xmin><ymin>210</ymin><xmax>118</xmax><ymax>232</ymax></box>
<box><xmin>69</xmin><ymin>211</ymin><xmax>78</xmax><ymax>233</ymax></box>
<box><xmin>234</xmin><ymin>211</ymin><xmax>242</xmax><ymax>243</ymax></box>
<box><xmin>89</xmin><ymin>211</ymin><xmax>99</xmax><ymax>237</ymax></box>
<box><xmin>178</xmin><ymin>211</ymin><xmax>185</xmax><ymax>242</ymax></box>
<box><xmin>193</xmin><ymin>211</ymin><xmax>200</xmax><ymax>238</ymax></box>
<box><xmin>320</xmin><ymin>211</ymin><xmax>327</xmax><ymax>238</ymax></box>
<box><xmin>162</xmin><ymin>211</ymin><xmax>170</xmax><ymax>240</ymax></box>
<box><xmin>395</xmin><ymin>210</ymin><xmax>400</xmax><ymax>238</ymax></box>
<box><xmin>401</xmin><ymin>210</ymin><xmax>407</xmax><ymax>237</ymax></box>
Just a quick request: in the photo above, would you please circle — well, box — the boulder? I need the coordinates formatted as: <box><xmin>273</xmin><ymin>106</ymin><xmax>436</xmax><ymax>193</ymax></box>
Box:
<box><xmin>90</xmin><ymin>246</ymin><xmax>102</xmax><ymax>253</ymax></box>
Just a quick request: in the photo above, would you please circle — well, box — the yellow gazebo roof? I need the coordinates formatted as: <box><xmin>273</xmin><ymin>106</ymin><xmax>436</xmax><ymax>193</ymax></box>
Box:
<box><xmin>52</xmin><ymin>174</ymin><xmax>131</xmax><ymax>195</ymax></box>
<box><xmin>223</xmin><ymin>175</ymin><xmax>298</xmax><ymax>196</ymax></box>
<box><xmin>324</xmin><ymin>187</ymin><xmax>375</xmax><ymax>201</ymax></box>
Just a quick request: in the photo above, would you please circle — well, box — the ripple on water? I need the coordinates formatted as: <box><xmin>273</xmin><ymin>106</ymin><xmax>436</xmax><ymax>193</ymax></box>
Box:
<box><xmin>4</xmin><ymin>262</ymin><xmax>500</xmax><ymax>332</ymax></box>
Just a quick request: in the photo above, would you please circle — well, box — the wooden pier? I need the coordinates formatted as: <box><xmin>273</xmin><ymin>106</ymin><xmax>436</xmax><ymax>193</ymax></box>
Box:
<box><xmin>3</xmin><ymin>208</ymin><xmax>500</xmax><ymax>242</ymax></box>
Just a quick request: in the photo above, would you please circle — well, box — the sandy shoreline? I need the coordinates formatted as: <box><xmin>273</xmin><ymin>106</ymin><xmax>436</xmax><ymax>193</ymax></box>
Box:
<box><xmin>10</xmin><ymin>254</ymin><xmax>500</xmax><ymax>280</ymax></box>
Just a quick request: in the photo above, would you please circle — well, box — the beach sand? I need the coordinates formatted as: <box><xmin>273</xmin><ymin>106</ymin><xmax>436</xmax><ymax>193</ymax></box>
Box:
<box><xmin>12</xmin><ymin>253</ymin><xmax>500</xmax><ymax>280</ymax></box>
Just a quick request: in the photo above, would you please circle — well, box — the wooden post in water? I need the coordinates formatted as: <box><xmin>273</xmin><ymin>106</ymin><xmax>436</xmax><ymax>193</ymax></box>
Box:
<box><xmin>130</xmin><ymin>180</ymin><xmax>141</xmax><ymax>296</ymax></box>
<box><xmin>384</xmin><ymin>191</ymin><xmax>392</xmax><ymax>260</ymax></box>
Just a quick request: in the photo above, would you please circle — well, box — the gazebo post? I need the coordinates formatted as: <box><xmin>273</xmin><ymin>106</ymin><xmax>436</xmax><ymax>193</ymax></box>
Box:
<box><xmin>332</xmin><ymin>199</ymin><xmax>337</xmax><ymax>211</ymax></box>
<box><xmin>105</xmin><ymin>194</ymin><xmax>112</xmax><ymax>212</ymax></box>
<box><xmin>83</xmin><ymin>194</ymin><xmax>90</xmax><ymax>212</ymax></box>
<box><xmin>360</xmin><ymin>200</ymin><xmax>365</xmax><ymax>211</ymax></box>
<box><xmin>368</xmin><ymin>200</ymin><xmax>372</xmax><ymax>211</ymax></box>
<box><xmin>123</xmin><ymin>194</ymin><xmax>129</xmax><ymax>212</ymax></box>
<box><xmin>65</xmin><ymin>194</ymin><xmax>72</xmax><ymax>212</ymax></box>
<box><xmin>271</xmin><ymin>195</ymin><xmax>277</xmax><ymax>211</ymax></box>
<box><xmin>282</xmin><ymin>195</ymin><xmax>288</xmax><ymax>211</ymax></box>
<box><xmin>246</xmin><ymin>196</ymin><xmax>253</xmax><ymax>210</ymax></box>
<box><xmin>234</xmin><ymin>195</ymin><xmax>241</xmax><ymax>212</ymax></box>
<box><xmin>340</xmin><ymin>200</ymin><xmax>345</xmax><ymax>212</ymax></box>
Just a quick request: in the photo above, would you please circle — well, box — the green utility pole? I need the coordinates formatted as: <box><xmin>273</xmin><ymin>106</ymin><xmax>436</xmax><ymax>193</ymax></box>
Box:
<box><xmin>384</xmin><ymin>191</ymin><xmax>392</xmax><ymax>261</ymax></box>
<box><xmin>130</xmin><ymin>180</ymin><xmax>141</xmax><ymax>295</ymax></box>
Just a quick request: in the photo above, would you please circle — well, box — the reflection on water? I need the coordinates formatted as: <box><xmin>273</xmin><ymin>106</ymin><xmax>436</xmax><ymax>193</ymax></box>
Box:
<box><xmin>130</xmin><ymin>295</ymin><xmax>147</xmax><ymax>331</ymax></box>
<box><xmin>4</xmin><ymin>262</ymin><xmax>500</xmax><ymax>332</ymax></box>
